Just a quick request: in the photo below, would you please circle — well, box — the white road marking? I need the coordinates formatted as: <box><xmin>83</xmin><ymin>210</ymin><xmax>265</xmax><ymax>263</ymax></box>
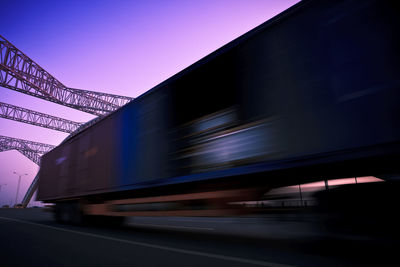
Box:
<box><xmin>129</xmin><ymin>222</ymin><xmax>215</xmax><ymax>231</ymax></box>
<box><xmin>164</xmin><ymin>218</ymin><xmax>235</xmax><ymax>223</ymax></box>
<box><xmin>0</xmin><ymin>216</ymin><xmax>295</xmax><ymax>267</ymax></box>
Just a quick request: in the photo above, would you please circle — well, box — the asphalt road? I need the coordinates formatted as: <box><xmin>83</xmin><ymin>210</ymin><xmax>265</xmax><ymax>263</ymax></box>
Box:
<box><xmin>0</xmin><ymin>208</ymin><xmax>396</xmax><ymax>267</ymax></box>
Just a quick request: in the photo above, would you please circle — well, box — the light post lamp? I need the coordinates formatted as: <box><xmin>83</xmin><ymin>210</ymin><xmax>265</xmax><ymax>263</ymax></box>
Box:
<box><xmin>13</xmin><ymin>172</ymin><xmax>27</xmax><ymax>206</ymax></box>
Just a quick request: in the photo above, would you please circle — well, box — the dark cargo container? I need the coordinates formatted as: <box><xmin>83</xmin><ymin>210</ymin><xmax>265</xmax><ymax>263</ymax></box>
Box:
<box><xmin>38</xmin><ymin>0</ymin><xmax>400</xmax><ymax>209</ymax></box>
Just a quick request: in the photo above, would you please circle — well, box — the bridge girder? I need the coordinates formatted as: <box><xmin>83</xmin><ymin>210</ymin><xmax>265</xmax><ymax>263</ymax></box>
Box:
<box><xmin>0</xmin><ymin>102</ymin><xmax>82</xmax><ymax>133</ymax></box>
<box><xmin>0</xmin><ymin>135</ymin><xmax>55</xmax><ymax>156</ymax></box>
<box><xmin>0</xmin><ymin>35</ymin><xmax>133</xmax><ymax>116</ymax></box>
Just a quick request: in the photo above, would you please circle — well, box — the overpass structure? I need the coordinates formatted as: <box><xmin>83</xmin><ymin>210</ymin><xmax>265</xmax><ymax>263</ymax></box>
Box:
<box><xmin>0</xmin><ymin>34</ymin><xmax>134</xmax><ymax>207</ymax></box>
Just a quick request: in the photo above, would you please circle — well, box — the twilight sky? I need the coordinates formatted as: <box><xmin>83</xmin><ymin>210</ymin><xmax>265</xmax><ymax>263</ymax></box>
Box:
<box><xmin>0</xmin><ymin>0</ymin><xmax>299</xmax><ymax>206</ymax></box>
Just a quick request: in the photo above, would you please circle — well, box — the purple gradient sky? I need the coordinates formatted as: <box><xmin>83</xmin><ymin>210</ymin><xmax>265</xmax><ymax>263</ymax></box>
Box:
<box><xmin>0</xmin><ymin>0</ymin><xmax>299</xmax><ymax>206</ymax></box>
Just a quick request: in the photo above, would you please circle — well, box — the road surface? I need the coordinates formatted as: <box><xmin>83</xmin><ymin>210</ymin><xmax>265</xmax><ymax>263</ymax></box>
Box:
<box><xmin>0</xmin><ymin>208</ymin><xmax>396</xmax><ymax>266</ymax></box>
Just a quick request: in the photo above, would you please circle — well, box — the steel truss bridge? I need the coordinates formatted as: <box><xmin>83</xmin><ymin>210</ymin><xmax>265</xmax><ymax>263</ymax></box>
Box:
<box><xmin>0</xmin><ymin>35</ymin><xmax>134</xmax><ymax>207</ymax></box>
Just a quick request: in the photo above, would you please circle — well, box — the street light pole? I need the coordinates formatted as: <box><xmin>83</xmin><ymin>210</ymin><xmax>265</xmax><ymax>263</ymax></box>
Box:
<box><xmin>13</xmin><ymin>172</ymin><xmax>27</xmax><ymax>206</ymax></box>
<box><xmin>0</xmin><ymin>183</ymin><xmax>6</xmax><ymax>193</ymax></box>
<box><xmin>0</xmin><ymin>184</ymin><xmax>7</xmax><ymax>207</ymax></box>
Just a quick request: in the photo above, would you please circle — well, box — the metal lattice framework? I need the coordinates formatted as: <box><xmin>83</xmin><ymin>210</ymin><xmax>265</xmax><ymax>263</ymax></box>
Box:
<box><xmin>16</xmin><ymin>150</ymin><xmax>42</xmax><ymax>166</ymax></box>
<box><xmin>0</xmin><ymin>35</ymin><xmax>133</xmax><ymax>116</ymax></box>
<box><xmin>0</xmin><ymin>135</ymin><xmax>55</xmax><ymax>156</ymax></box>
<box><xmin>0</xmin><ymin>102</ymin><xmax>82</xmax><ymax>133</ymax></box>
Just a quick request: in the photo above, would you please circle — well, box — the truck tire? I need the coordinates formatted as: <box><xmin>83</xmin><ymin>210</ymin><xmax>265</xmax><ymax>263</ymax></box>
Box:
<box><xmin>55</xmin><ymin>202</ymin><xmax>83</xmax><ymax>225</ymax></box>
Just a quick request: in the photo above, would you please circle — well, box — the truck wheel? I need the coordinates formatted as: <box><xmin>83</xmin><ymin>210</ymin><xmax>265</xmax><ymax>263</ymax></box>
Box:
<box><xmin>69</xmin><ymin>202</ymin><xmax>83</xmax><ymax>225</ymax></box>
<box><xmin>60</xmin><ymin>204</ymin><xmax>72</xmax><ymax>224</ymax></box>
<box><xmin>55</xmin><ymin>202</ymin><xmax>82</xmax><ymax>224</ymax></box>
<box><xmin>107</xmin><ymin>216</ymin><xmax>126</xmax><ymax>227</ymax></box>
<box><xmin>84</xmin><ymin>215</ymin><xmax>125</xmax><ymax>227</ymax></box>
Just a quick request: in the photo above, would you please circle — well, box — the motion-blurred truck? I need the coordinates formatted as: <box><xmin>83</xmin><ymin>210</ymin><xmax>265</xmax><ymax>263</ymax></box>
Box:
<box><xmin>38</xmin><ymin>0</ymin><xmax>400</xmax><ymax>224</ymax></box>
